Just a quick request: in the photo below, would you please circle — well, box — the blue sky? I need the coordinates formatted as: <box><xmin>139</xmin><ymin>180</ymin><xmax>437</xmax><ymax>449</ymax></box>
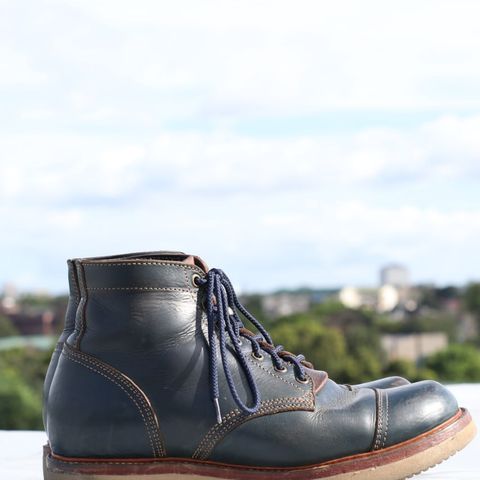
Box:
<box><xmin>1</xmin><ymin>0</ymin><xmax>480</xmax><ymax>293</ymax></box>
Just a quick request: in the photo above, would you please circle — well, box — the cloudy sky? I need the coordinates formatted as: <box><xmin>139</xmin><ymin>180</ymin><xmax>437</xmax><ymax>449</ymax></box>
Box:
<box><xmin>1</xmin><ymin>0</ymin><xmax>480</xmax><ymax>293</ymax></box>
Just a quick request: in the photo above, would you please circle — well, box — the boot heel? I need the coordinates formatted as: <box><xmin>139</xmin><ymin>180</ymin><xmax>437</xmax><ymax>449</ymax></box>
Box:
<box><xmin>44</xmin><ymin>445</ymin><xmax>106</xmax><ymax>480</ymax></box>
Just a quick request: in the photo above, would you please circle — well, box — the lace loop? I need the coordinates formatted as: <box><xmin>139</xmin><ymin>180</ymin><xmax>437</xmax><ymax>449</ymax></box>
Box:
<box><xmin>197</xmin><ymin>268</ymin><xmax>310</xmax><ymax>423</ymax></box>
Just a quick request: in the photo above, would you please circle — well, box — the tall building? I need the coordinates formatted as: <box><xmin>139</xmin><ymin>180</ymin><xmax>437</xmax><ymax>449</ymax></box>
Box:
<box><xmin>380</xmin><ymin>264</ymin><xmax>410</xmax><ymax>289</ymax></box>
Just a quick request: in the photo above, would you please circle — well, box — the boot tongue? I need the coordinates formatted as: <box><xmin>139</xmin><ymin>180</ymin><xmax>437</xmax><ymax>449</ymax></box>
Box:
<box><xmin>182</xmin><ymin>255</ymin><xmax>209</xmax><ymax>272</ymax></box>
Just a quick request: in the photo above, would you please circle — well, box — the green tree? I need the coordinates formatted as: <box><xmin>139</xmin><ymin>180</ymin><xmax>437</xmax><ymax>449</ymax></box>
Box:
<box><xmin>465</xmin><ymin>283</ymin><xmax>480</xmax><ymax>330</ymax></box>
<box><xmin>240</xmin><ymin>294</ymin><xmax>271</xmax><ymax>327</ymax></box>
<box><xmin>0</xmin><ymin>346</ymin><xmax>53</xmax><ymax>429</ymax></box>
<box><xmin>312</xmin><ymin>300</ymin><xmax>348</xmax><ymax>317</ymax></box>
<box><xmin>341</xmin><ymin>347</ymin><xmax>382</xmax><ymax>383</ymax></box>
<box><xmin>383</xmin><ymin>359</ymin><xmax>437</xmax><ymax>382</ymax></box>
<box><xmin>269</xmin><ymin>317</ymin><xmax>348</xmax><ymax>380</ymax></box>
<box><xmin>0</xmin><ymin>347</ymin><xmax>52</xmax><ymax>391</ymax></box>
<box><xmin>426</xmin><ymin>344</ymin><xmax>480</xmax><ymax>382</ymax></box>
<box><xmin>384</xmin><ymin>359</ymin><xmax>418</xmax><ymax>379</ymax></box>
<box><xmin>0</xmin><ymin>369</ymin><xmax>43</xmax><ymax>429</ymax></box>
<box><xmin>0</xmin><ymin>315</ymin><xmax>18</xmax><ymax>337</ymax></box>
<box><xmin>377</xmin><ymin>313</ymin><xmax>458</xmax><ymax>342</ymax></box>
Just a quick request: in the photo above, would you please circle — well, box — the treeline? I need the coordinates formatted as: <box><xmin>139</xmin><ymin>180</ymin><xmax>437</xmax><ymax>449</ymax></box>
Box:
<box><xmin>261</xmin><ymin>301</ymin><xmax>480</xmax><ymax>384</ymax></box>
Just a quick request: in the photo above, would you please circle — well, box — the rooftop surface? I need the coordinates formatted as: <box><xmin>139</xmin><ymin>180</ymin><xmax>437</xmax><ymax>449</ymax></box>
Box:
<box><xmin>1</xmin><ymin>384</ymin><xmax>478</xmax><ymax>480</ymax></box>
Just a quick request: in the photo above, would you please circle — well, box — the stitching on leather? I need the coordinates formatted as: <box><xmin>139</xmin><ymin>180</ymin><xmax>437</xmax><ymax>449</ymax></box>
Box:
<box><xmin>382</xmin><ymin>392</ymin><xmax>389</xmax><ymax>448</ymax></box>
<box><xmin>247</xmin><ymin>357</ymin><xmax>304</xmax><ymax>391</ymax></box>
<box><xmin>375</xmin><ymin>389</ymin><xmax>383</xmax><ymax>450</ymax></box>
<box><xmin>74</xmin><ymin>262</ymin><xmax>88</xmax><ymax>349</ymax></box>
<box><xmin>63</xmin><ymin>346</ymin><xmax>165</xmax><ymax>457</ymax></box>
<box><xmin>202</xmin><ymin>398</ymin><xmax>307</xmax><ymax>448</ymax></box>
<box><xmin>182</xmin><ymin>267</ymin><xmax>198</xmax><ymax>302</ymax></box>
<box><xmin>86</xmin><ymin>287</ymin><xmax>192</xmax><ymax>292</ymax></box>
<box><xmin>48</xmin><ymin>457</ymin><xmax>308</xmax><ymax>469</ymax></box>
<box><xmin>71</xmin><ymin>355</ymin><xmax>165</xmax><ymax>458</ymax></box>
<box><xmin>194</xmin><ymin>396</ymin><xmax>313</xmax><ymax>460</ymax></box>
<box><xmin>197</xmin><ymin>400</ymin><xmax>281</xmax><ymax>457</ymax></box>
<box><xmin>83</xmin><ymin>262</ymin><xmax>204</xmax><ymax>274</ymax></box>
<box><xmin>64</xmin><ymin>354</ymin><xmax>158</xmax><ymax>457</ymax></box>
<box><xmin>64</xmin><ymin>350</ymin><xmax>162</xmax><ymax>458</ymax></box>
<box><xmin>193</xmin><ymin>390</ymin><xmax>314</xmax><ymax>460</ymax></box>
<box><xmin>65</xmin><ymin>347</ymin><xmax>165</xmax><ymax>458</ymax></box>
<box><xmin>373</xmin><ymin>388</ymin><xmax>385</xmax><ymax>451</ymax></box>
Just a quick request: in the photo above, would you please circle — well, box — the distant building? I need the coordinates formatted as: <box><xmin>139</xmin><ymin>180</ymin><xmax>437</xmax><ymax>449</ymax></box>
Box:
<box><xmin>458</xmin><ymin>313</ymin><xmax>479</xmax><ymax>343</ymax></box>
<box><xmin>261</xmin><ymin>293</ymin><xmax>310</xmax><ymax>318</ymax></box>
<box><xmin>377</xmin><ymin>285</ymin><xmax>400</xmax><ymax>313</ymax></box>
<box><xmin>338</xmin><ymin>287</ymin><xmax>377</xmax><ymax>309</ymax></box>
<box><xmin>381</xmin><ymin>332</ymin><xmax>448</xmax><ymax>364</ymax></box>
<box><xmin>338</xmin><ymin>287</ymin><xmax>362</xmax><ymax>309</ymax></box>
<box><xmin>338</xmin><ymin>285</ymin><xmax>401</xmax><ymax>313</ymax></box>
<box><xmin>8</xmin><ymin>310</ymin><xmax>57</xmax><ymax>336</ymax></box>
<box><xmin>380</xmin><ymin>264</ymin><xmax>410</xmax><ymax>289</ymax></box>
<box><xmin>1</xmin><ymin>282</ymin><xmax>19</xmax><ymax>312</ymax></box>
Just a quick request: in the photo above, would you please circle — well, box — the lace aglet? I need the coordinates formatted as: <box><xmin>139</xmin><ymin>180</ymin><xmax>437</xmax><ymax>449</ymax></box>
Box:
<box><xmin>213</xmin><ymin>397</ymin><xmax>222</xmax><ymax>424</ymax></box>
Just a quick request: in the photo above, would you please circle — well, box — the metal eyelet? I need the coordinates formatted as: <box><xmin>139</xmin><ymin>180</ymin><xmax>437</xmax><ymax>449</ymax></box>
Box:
<box><xmin>191</xmin><ymin>273</ymin><xmax>202</xmax><ymax>287</ymax></box>
<box><xmin>274</xmin><ymin>365</ymin><xmax>287</xmax><ymax>373</ymax></box>
<box><xmin>251</xmin><ymin>352</ymin><xmax>264</xmax><ymax>361</ymax></box>
<box><xmin>295</xmin><ymin>375</ymin><xmax>309</xmax><ymax>384</ymax></box>
<box><xmin>237</xmin><ymin>339</ymin><xmax>243</xmax><ymax>347</ymax></box>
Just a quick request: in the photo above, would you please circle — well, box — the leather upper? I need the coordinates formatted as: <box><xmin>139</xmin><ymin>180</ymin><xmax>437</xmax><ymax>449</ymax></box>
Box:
<box><xmin>45</xmin><ymin>254</ymin><xmax>459</xmax><ymax>466</ymax></box>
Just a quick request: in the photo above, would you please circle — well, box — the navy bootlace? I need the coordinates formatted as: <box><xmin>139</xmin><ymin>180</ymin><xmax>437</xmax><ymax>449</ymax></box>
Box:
<box><xmin>196</xmin><ymin>268</ymin><xmax>311</xmax><ymax>423</ymax></box>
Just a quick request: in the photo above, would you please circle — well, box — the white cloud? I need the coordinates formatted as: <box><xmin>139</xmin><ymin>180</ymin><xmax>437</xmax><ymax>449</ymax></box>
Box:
<box><xmin>2</xmin><ymin>0</ymin><xmax>480</xmax><ymax>123</ymax></box>
<box><xmin>3</xmin><ymin>114</ymin><xmax>480</xmax><ymax>206</ymax></box>
<box><xmin>0</xmin><ymin>46</ymin><xmax>47</xmax><ymax>86</ymax></box>
<box><xmin>1</xmin><ymin>1</ymin><xmax>480</xmax><ymax>291</ymax></box>
<box><xmin>1</xmin><ymin>114</ymin><xmax>480</xmax><ymax>290</ymax></box>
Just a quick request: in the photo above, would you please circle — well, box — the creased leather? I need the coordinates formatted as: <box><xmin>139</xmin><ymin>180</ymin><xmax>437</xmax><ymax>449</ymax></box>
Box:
<box><xmin>46</xmin><ymin>256</ymin><xmax>460</xmax><ymax>467</ymax></box>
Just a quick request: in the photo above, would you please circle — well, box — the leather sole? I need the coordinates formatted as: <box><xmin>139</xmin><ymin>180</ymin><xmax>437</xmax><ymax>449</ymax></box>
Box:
<box><xmin>43</xmin><ymin>408</ymin><xmax>476</xmax><ymax>480</ymax></box>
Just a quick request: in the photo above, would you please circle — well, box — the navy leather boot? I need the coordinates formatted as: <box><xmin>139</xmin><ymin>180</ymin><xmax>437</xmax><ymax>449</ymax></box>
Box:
<box><xmin>44</xmin><ymin>253</ymin><xmax>476</xmax><ymax>480</ymax></box>
<box><xmin>43</xmin><ymin>251</ymin><xmax>408</xmax><ymax>428</ymax></box>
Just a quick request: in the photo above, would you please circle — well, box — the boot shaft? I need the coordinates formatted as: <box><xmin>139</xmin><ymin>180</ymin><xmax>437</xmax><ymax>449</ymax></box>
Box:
<box><xmin>46</xmin><ymin>254</ymin><xmax>317</xmax><ymax>459</ymax></box>
<box><xmin>59</xmin><ymin>251</ymin><xmax>191</xmax><ymax>342</ymax></box>
<box><xmin>68</xmin><ymin>254</ymin><xmax>206</xmax><ymax>356</ymax></box>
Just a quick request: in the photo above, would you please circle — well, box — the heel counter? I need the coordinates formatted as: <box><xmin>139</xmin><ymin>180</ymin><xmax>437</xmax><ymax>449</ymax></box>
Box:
<box><xmin>43</xmin><ymin>342</ymin><xmax>64</xmax><ymax>431</ymax></box>
<box><xmin>43</xmin><ymin>260</ymin><xmax>81</xmax><ymax>431</ymax></box>
<box><xmin>47</xmin><ymin>344</ymin><xmax>165</xmax><ymax>458</ymax></box>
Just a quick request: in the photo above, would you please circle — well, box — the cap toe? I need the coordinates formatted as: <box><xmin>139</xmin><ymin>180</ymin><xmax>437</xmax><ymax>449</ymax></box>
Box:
<box><xmin>377</xmin><ymin>380</ymin><xmax>459</xmax><ymax>448</ymax></box>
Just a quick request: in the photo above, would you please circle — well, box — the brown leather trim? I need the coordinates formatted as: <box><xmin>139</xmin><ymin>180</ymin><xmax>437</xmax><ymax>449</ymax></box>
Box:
<box><xmin>304</xmin><ymin>368</ymin><xmax>328</xmax><ymax>395</ymax></box>
<box><xmin>62</xmin><ymin>343</ymin><xmax>166</xmax><ymax>458</ymax></box>
<box><xmin>45</xmin><ymin>408</ymin><xmax>472</xmax><ymax>479</ymax></box>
